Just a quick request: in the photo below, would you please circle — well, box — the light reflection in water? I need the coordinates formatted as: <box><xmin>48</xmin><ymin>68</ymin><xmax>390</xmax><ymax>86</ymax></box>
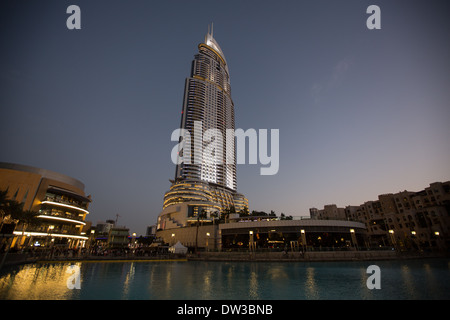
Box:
<box><xmin>400</xmin><ymin>265</ymin><xmax>418</xmax><ymax>299</ymax></box>
<box><xmin>202</xmin><ymin>269</ymin><xmax>213</xmax><ymax>299</ymax></box>
<box><xmin>0</xmin><ymin>263</ymin><xmax>79</xmax><ymax>300</ymax></box>
<box><xmin>0</xmin><ymin>260</ymin><xmax>449</xmax><ymax>300</ymax></box>
<box><xmin>305</xmin><ymin>267</ymin><xmax>319</xmax><ymax>299</ymax></box>
<box><xmin>122</xmin><ymin>262</ymin><xmax>135</xmax><ymax>299</ymax></box>
<box><xmin>249</xmin><ymin>270</ymin><xmax>259</xmax><ymax>299</ymax></box>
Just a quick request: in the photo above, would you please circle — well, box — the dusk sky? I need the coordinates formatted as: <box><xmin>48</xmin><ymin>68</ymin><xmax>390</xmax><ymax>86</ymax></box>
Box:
<box><xmin>1</xmin><ymin>0</ymin><xmax>449</xmax><ymax>235</ymax></box>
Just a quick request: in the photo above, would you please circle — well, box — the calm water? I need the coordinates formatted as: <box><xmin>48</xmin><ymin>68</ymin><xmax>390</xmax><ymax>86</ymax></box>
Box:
<box><xmin>0</xmin><ymin>259</ymin><xmax>449</xmax><ymax>300</ymax></box>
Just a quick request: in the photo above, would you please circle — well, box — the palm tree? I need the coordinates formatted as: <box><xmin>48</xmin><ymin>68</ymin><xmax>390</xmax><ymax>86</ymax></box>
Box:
<box><xmin>0</xmin><ymin>191</ymin><xmax>24</xmax><ymax>234</ymax></box>
<box><xmin>0</xmin><ymin>190</ymin><xmax>39</xmax><ymax>270</ymax></box>
<box><xmin>195</xmin><ymin>209</ymin><xmax>208</xmax><ymax>253</ymax></box>
<box><xmin>0</xmin><ymin>190</ymin><xmax>9</xmax><ymax>232</ymax></box>
<box><xmin>210</xmin><ymin>211</ymin><xmax>219</xmax><ymax>225</ymax></box>
<box><xmin>0</xmin><ymin>189</ymin><xmax>40</xmax><ymax>248</ymax></box>
<box><xmin>0</xmin><ymin>189</ymin><xmax>8</xmax><ymax>207</ymax></box>
<box><xmin>15</xmin><ymin>209</ymin><xmax>41</xmax><ymax>248</ymax></box>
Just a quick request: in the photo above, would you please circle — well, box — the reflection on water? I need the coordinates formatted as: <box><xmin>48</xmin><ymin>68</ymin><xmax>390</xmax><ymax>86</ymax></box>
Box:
<box><xmin>0</xmin><ymin>259</ymin><xmax>449</xmax><ymax>300</ymax></box>
<box><xmin>0</xmin><ymin>262</ymin><xmax>80</xmax><ymax>299</ymax></box>
<box><xmin>249</xmin><ymin>268</ymin><xmax>259</xmax><ymax>299</ymax></box>
<box><xmin>400</xmin><ymin>265</ymin><xmax>417</xmax><ymax>299</ymax></box>
<box><xmin>305</xmin><ymin>267</ymin><xmax>319</xmax><ymax>299</ymax></box>
<box><xmin>122</xmin><ymin>263</ymin><xmax>135</xmax><ymax>299</ymax></box>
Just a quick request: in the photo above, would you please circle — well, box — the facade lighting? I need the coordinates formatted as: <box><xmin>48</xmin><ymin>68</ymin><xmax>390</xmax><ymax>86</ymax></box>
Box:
<box><xmin>37</xmin><ymin>215</ymin><xmax>86</xmax><ymax>225</ymax></box>
<box><xmin>13</xmin><ymin>231</ymin><xmax>88</xmax><ymax>240</ymax></box>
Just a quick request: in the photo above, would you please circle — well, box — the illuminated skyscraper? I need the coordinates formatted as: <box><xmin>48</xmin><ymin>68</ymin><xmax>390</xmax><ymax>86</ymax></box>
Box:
<box><xmin>158</xmin><ymin>25</ymin><xmax>248</xmax><ymax>230</ymax></box>
<box><xmin>175</xmin><ymin>24</ymin><xmax>236</xmax><ymax>190</ymax></box>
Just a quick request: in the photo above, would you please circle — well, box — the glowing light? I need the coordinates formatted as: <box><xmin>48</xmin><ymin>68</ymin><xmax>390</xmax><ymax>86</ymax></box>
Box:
<box><xmin>37</xmin><ymin>215</ymin><xmax>86</xmax><ymax>225</ymax></box>
<box><xmin>41</xmin><ymin>201</ymin><xmax>89</xmax><ymax>214</ymax></box>
<box><xmin>13</xmin><ymin>231</ymin><xmax>88</xmax><ymax>240</ymax></box>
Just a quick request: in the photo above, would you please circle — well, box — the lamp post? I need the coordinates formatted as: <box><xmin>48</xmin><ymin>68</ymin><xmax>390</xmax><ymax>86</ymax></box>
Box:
<box><xmin>434</xmin><ymin>231</ymin><xmax>442</xmax><ymax>251</ymax></box>
<box><xmin>88</xmin><ymin>229</ymin><xmax>95</xmax><ymax>254</ymax></box>
<box><xmin>389</xmin><ymin>230</ymin><xmax>397</xmax><ymax>251</ymax></box>
<box><xmin>47</xmin><ymin>225</ymin><xmax>55</xmax><ymax>257</ymax></box>
<box><xmin>350</xmin><ymin>229</ymin><xmax>358</xmax><ymax>250</ymax></box>
<box><xmin>249</xmin><ymin>231</ymin><xmax>254</xmax><ymax>252</ymax></box>
<box><xmin>300</xmin><ymin>229</ymin><xmax>306</xmax><ymax>253</ymax></box>
<box><xmin>410</xmin><ymin>230</ymin><xmax>420</xmax><ymax>251</ymax></box>
<box><xmin>206</xmin><ymin>232</ymin><xmax>210</xmax><ymax>252</ymax></box>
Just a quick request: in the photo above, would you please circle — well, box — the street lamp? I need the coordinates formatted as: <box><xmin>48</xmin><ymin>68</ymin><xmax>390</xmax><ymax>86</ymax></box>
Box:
<box><xmin>249</xmin><ymin>231</ymin><xmax>254</xmax><ymax>252</ymax></box>
<box><xmin>410</xmin><ymin>230</ymin><xmax>420</xmax><ymax>251</ymax></box>
<box><xmin>389</xmin><ymin>230</ymin><xmax>396</xmax><ymax>250</ymax></box>
<box><xmin>47</xmin><ymin>225</ymin><xmax>54</xmax><ymax>245</ymax></box>
<box><xmin>434</xmin><ymin>231</ymin><xmax>442</xmax><ymax>251</ymax></box>
<box><xmin>350</xmin><ymin>229</ymin><xmax>358</xmax><ymax>250</ymax></box>
<box><xmin>300</xmin><ymin>229</ymin><xmax>306</xmax><ymax>252</ymax></box>
<box><xmin>206</xmin><ymin>232</ymin><xmax>210</xmax><ymax>252</ymax></box>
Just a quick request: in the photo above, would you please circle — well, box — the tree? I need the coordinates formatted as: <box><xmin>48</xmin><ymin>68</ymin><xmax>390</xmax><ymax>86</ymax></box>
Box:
<box><xmin>0</xmin><ymin>190</ymin><xmax>9</xmax><ymax>231</ymax></box>
<box><xmin>195</xmin><ymin>209</ymin><xmax>208</xmax><ymax>253</ymax></box>
<box><xmin>280</xmin><ymin>213</ymin><xmax>293</xmax><ymax>220</ymax></box>
<box><xmin>210</xmin><ymin>211</ymin><xmax>219</xmax><ymax>225</ymax></box>
<box><xmin>0</xmin><ymin>190</ymin><xmax>24</xmax><ymax>232</ymax></box>
<box><xmin>220</xmin><ymin>206</ymin><xmax>233</xmax><ymax>223</ymax></box>
<box><xmin>1</xmin><ymin>189</ymin><xmax>40</xmax><ymax>269</ymax></box>
<box><xmin>239</xmin><ymin>207</ymin><xmax>249</xmax><ymax>216</ymax></box>
<box><xmin>0</xmin><ymin>189</ymin><xmax>40</xmax><ymax>248</ymax></box>
<box><xmin>15</xmin><ymin>209</ymin><xmax>40</xmax><ymax>246</ymax></box>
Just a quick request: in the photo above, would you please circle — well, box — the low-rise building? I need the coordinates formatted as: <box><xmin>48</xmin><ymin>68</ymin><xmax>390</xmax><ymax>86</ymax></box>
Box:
<box><xmin>311</xmin><ymin>181</ymin><xmax>450</xmax><ymax>250</ymax></box>
<box><xmin>108</xmin><ymin>227</ymin><xmax>129</xmax><ymax>248</ymax></box>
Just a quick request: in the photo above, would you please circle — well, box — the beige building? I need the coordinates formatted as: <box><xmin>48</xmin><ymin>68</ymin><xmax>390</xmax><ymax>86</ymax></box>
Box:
<box><xmin>0</xmin><ymin>162</ymin><xmax>91</xmax><ymax>249</ymax></box>
<box><xmin>310</xmin><ymin>204</ymin><xmax>346</xmax><ymax>220</ymax></box>
<box><xmin>312</xmin><ymin>181</ymin><xmax>450</xmax><ymax>250</ymax></box>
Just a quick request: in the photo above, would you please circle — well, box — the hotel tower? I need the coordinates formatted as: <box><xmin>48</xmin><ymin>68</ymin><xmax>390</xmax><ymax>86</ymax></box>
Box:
<box><xmin>157</xmin><ymin>26</ymin><xmax>248</xmax><ymax>230</ymax></box>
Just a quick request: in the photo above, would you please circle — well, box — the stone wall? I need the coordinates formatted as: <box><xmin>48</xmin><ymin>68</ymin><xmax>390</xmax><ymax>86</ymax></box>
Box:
<box><xmin>156</xmin><ymin>225</ymin><xmax>219</xmax><ymax>250</ymax></box>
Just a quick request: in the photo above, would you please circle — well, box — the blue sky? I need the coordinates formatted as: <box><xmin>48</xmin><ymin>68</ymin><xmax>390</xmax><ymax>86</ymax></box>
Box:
<box><xmin>1</xmin><ymin>0</ymin><xmax>449</xmax><ymax>235</ymax></box>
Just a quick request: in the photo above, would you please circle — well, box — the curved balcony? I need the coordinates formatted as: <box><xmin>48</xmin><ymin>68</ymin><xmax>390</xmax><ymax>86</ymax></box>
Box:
<box><xmin>13</xmin><ymin>230</ymin><xmax>88</xmax><ymax>240</ymax></box>
<box><xmin>41</xmin><ymin>197</ymin><xmax>89</xmax><ymax>214</ymax></box>
<box><xmin>37</xmin><ymin>214</ymin><xmax>86</xmax><ymax>226</ymax></box>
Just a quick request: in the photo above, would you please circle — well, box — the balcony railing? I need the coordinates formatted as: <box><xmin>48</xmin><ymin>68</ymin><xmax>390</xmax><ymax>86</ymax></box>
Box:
<box><xmin>41</xmin><ymin>197</ymin><xmax>89</xmax><ymax>214</ymax></box>
<box><xmin>38</xmin><ymin>209</ymin><xmax>86</xmax><ymax>225</ymax></box>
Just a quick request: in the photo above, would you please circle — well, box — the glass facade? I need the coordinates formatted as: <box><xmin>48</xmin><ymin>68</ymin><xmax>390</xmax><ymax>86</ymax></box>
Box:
<box><xmin>221</xmin><ymin>226</ymin><xmax>367</xmax><ymax>251</ymax></box>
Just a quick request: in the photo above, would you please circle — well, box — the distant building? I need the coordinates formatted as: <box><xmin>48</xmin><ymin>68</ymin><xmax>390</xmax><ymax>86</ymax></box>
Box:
<box><xmin>0</xmin><ymin>162</ymin><xmax>91</xmax><ymax>249</ymax></box>
<box><xmin>311</xmin><ymin>204</ymin><xmax>346</xmax><ymax>220</ymax></box>
<box><xmin>146</xmin><ymin>225</ymin><xmax>156</xmax><ymax>237</ymax></box>
<box><xmin>108</xmin><ymin>227</ymin><xmax>129</xmax><ymax>248</ymax></box>
<box><xmin>96</xmin><ymin>220</ymin><xmax>115</xmax><ymax>235</ymax></box>
<box><xmin>309</xmin><ymin>207</ymin><xmax>319</xmax><ymax>219</ymax></box>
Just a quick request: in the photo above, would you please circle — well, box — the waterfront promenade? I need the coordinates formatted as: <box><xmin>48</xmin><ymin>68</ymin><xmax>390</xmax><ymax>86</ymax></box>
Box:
<box><xmin>1</xmin><ymin>249</ymin><xmax>447</xmax><ymax>269</ymax></box>
<box><xmin>0</xmin><ymin>250</ymin><xmax>186</xmax><ymax>269</ymax></box>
